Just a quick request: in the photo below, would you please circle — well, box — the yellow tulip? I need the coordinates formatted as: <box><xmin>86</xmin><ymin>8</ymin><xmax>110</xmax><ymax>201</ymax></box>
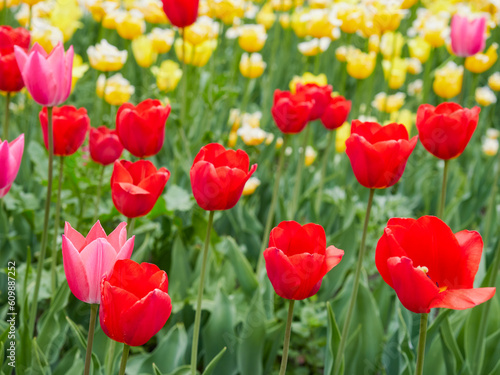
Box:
<box><xmin>256</xmin><ymin>3</ymin><xmax>276</xmax><ymax>30</ymax></box>
<box><xmin>298</xmin><ymin>38</ymin><xmax>330</xmax><ymax>57</ymax></box>
<box><xmin>71</xmin><ymin>54</ymin><xmax>89</xmax><ymax>92</ymax></box>
<box><xmin>382</xmin><ymin>58</ymin><xmax>408</xmax><ymax>90</ymax></box>
<box><xmin>336</xmin><ymin>122</ymin><xmax>350</xmax><ymax>153</ymax></box>
<box><xmin>210</xmin><ymin>0</ymin><xmax>245</xmax><ymax>25</ymax></box>
<box><xmin>289</xmin><ymin>72</ymin><xmax>328</xmax><ymax>93</ymax></box>
<box><xmin>152</xmin><ymin>60</ymin><xmax>183</xmax><ymax>92</ymax></box>
<box><xmin>184</xmin><ymin>16</ymin><xmax>219</xmax><ymax>46</ymax></box>
<box><xmin>228</xmin><ymin>130</ymin><xmax>238</xmax><ymax>148</ymax></box>
<box><xmin>148</xmin><ymin>28</ymin><xmax>175</xmax><ymax>54</ymax></box>
<box><xmin>87</xmin><ymin>39</ymin><xmax>128</xmax><ymax>72</ymax></box>
<box><xmin>346</xmin><ymin>49</ymin><xmax>376</xmax><ymax>79</ymax></box>
<box><xmin>372</xmin><ymin>92</ymin><xmax>406</xmax><ymax>113</ymax></box>
<box><xmin>131</xmin><ymin>0</ymin><xmax>168</xmax><ymax>24</ymax></box>
<box><xmin>368</xmin><ymin>35</ymin><xmax>380</xmax><ymax>54</ymax></box>
<box><xmin>239</xmin><ymin>53</ymin><xmax>267</xmax><ymax>79</ymax></box>
<box><xmin>304</xmin><ymin>146</ymin><xmax>317</xmax><ymax>166</ymax></box>
<box><xmin>132</xmin><ymin>36</ymin><xmax>157</xmax><ymax>68</ymax></box>
<box><xmin>22</xmin><ymin>0</ymin><xmax>43</xmax><ymax>7</ymax></box>
<box><xmin>279</xmin><ymin>14</ymin><xmax>291</xmax><ymax>29</ymax></box>
<box><xmin>238</xmin><ymin>24</ymin><xmax>267</xmax><ymax>52</ymax></box>
<box><xmin>390</xmin><ymin>109</ymin><xmax>414</xmax><ymax>134</ymax></box>
<box><xmin>488</xmin><ymin>72</ymin><xmax>500</xmax><ymax>91</ymax></box>
<box><xmin>102</xmin><ymin>9</ymin><xmax>125</xmax><ymax>30</ymax></box>
<box><xmin>270</xmin><ymin>0</ymin><xmax>292</xmax><ymax>12</ymax></box>
<box><xmin>408</xmin><ymin>37</ymin><xmax>432</xmax><ymax>63</ymax></box>
<box><xmin>96</xmin><ymin>73</ymin><xmax>135</xmax><ymax>106</ymax></box>
<box><xmin>306</xmin><ymin>9</ymin><xmax>341</xmax><ymax>40</ymax></box>
<box><xmin>116</xmin><ymin>10</ymin><xmax>145</xmax><ymax>40</ymax></box>
<box><xmin>87</xmin><ymin>0</ymin><xmax>120</xmax><ymax>23</ymax></box>
<box><xmin>174</xmin><ymin>38</ymin><xmax>217</xmax><ymax>67</ymax></box>
<box><xmin>50</xmin><ymin>0</ymin><xmax>83</xmax><ymax>42</ymax></box>
<box><xmin>31</xmin><ymin>20</ymin><xmax>64</xmax><ymax>53</ymax></box>
<box><xmin>433</xmin><ymin>61</ymin><xmax>463</xmax><ymax>99</ymax></box>
<box><xmin>242</xmin><ymin>177</ymin><xmax>261</xmax><ymax>196</ymax></box>
<box><xmin>337</xmin><ymin>3</ymin><xmax>363</xmax><ymax>34</ymax></box>
<box><xmin>475</xmin><ymin>86</ymin><xmax>497</xmax><ymax>106</ymax></box>
<box><xmin>401</xmin><ymin>0</ymin><xmax>418</xmax><ymax>8</ymax></box>
<box><xmin>371</xmin><ymin>7</ymin><xmax>403</xmax><ymax>34</ymax></box>
<box><xmin>291</xmin><ymin>8</ymin><xmax>308</xmax><ymax>37</ymax></box>
<box><xmin>465</xmin><ymin>43</ymin><xmax>498</xmax><ymax>73</ymax></box>
<box><xmin>380</xmin><ymin>31</ymin><xmax>404</xmax><ymax>60</ymax></box>
<box><xmin>482</xmin><ymin>138</ymin><xmax>499</xmax><ymax>156</ymax></box>
<box><xmin>238</xmin><ymin>126</ymin><xmax>268</xmax><ymax>146</ymax></box>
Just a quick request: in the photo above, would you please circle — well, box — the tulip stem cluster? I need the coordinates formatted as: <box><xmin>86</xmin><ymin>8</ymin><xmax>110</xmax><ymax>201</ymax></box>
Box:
<box><xmin>190</xmin><ymin>210</ymin><xmax>215</xmax><ymax>375</ymax></box>
<box><xmin>118</xmin><ymin>344</ymin><xmax>130</xmax><ymax>375</ymax></box>
<box><xmin>438</xmin><ymin>160</ymin><xmax>449</xmax><ymax>219</ymax></box>
<box><xmin>84</xmin><ymin>304</ymin><xmax>99</xmax><ymax>375</ymax></box>
<box><xmin>415</xmin><ymin>313</ymin><xmax>429</xmax><ymax>375</ymax></box>
<box><xmin>279</xmin><ymin>300</ymin><xmax>295</xmax><ymax>375</ymax></box>
<box><xmin>333</xmin><ymin>188</ymin><xmax>375</xmax><ymax>375</ymax></box>
<box><xmin>290</xmin><ymin>126</ymin><xmax>310</xmax><ymax>219</ymax></box>
<box><xmin>256</xmin><ymin>135</ymin><xmax>289</xmax><ymax>276</ymax></box>
<box><xmin>315</xmin><ymin>130</ymin><xmax>335</xmax><ymax>214</ymax></box>
<box><xmin>3</xmin><ymin>92</ymin><xmax>10</xmax><ymax>140</ymax></box>
<box><xmin>51</xmin><ymin>156</ymin><xmax>65</xmax><ymax>294</ymax></box>
<box><xmin>29</xmin><ymin>106</ymin><xmax>54</xmax><ymax>337</ymax></box>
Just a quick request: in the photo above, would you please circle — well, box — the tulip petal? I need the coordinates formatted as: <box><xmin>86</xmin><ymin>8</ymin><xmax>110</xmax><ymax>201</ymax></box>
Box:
<box><xmin>64</xmin><ymin>221</ymin><xmax>86</xmax><ymax>252</ymax></box>
<box><xmin>107</xmin><ymin>222</ymin><xmax>128</xmax><ymax>252</ymax></box>
<box><xmin>287</xmin><ymin>252</ymin><xmax>327</xmax><ymax>299</ymax></box>
<box><xmin>86</xmin><ymin>220</ymin><xmax>108</xmax><ymax>244</ymax></box>
<box><xmin>429</xmin><ymin>287</ymin><xmax>496</xmax><ymax>310</ymax></box>
<box><xmin>116</xmin><ymin>236</ymin><xmax>135</xmax><ymax>261</ymax></box>
<box><xmin>452</xmin><ymin>230</ymin><xmax>483</xmax><ymax>288</ymax></box>
<box><xmin>325</xmin><ymin>246</ymin><xmax>344</xmax><ymax>272</ymax></box>
<box><xmin>269</xmin><ymin>221</ymin><xmax>303</xmax><ymax>254</ymax></box>
<box><xmin>62</xmin><ymin>235</ymin><xmax>90</xmax><ymax>302</ymax></box>
<box><xmin>264</xmin><ymin>247</ymin><xmax>302</xmax><ymax>300</ymax></box>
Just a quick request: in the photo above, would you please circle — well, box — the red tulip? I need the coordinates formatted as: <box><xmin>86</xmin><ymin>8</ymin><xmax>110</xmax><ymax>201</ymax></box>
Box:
<box><xmin>100</xmin><ymin>259</ymin><xmax>172</xmax><ymax>346</ymax></box>
<box><xmin>111</xmin><ymin>160</ymin><xmax>170</xmax><ymax>218</ymax></box>
<box><xmin>264</xmin><ymin>221</ymin><xmax>344</xmax><ymax>300</ymax></box>
<box><xmin>271</xmin><ymin>89</ymin><xmax>313</xmax><ymax>134</ymax></box>
<box><xmin>39</xmin><ymin>106</ymin><xmax>90</xmax><ymax>156</ymax></box>
<box><xmin>296</xmin><ymin>83</ymin><xmax>332</xmax><ymax>121</ymax></box>
<box><xmin>416</xmin><ymin>102</ymin><xmax>480</xmax><ymax>160</ymax></box>
<box><xmin>375</xmin><ymin>216</ymin><xmax>495</xmax><ymax>314</ymax></box>
<box><xmin>0</xmin><ymin>26</ymin><xmax>30</xmax><ymax>92</ymax></box>
<box><xmin>89</xmin><ymin>126</ymin><xmax>124</xmax><ymax>166</ymax></box>
<box><xmin>161</xmin><ymin>0</ymin><xmax>199</xmax><ymax>28</ymax></box>
<box><xmin>190</xmin><ymin>143</ymin><xmax>257</xmax><ymax>211</ymax></box>
<box><xmin>116</xmin><ymin>99</ymin><xmax>171</xmax><ymax>158</ymax></box>
<box><xmin>345</xmin><ymin>120</ymin><xmax>417</xmax><ymax>189</ymax></box>
<box><xmin>320</xmin><ymin>95</ymin><xmax>352</xmax><ymax>130</ymax></box>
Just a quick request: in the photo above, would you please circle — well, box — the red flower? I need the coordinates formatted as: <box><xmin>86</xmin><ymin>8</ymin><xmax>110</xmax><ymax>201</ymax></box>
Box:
<box><xmin>296</xmin><ymin>83</ymin><xmax>332</xmax><ymax>121</ymax></box>
<box><xmin>111</xmin><ymin>160</ymin><xmax>170</xmax><ymax>218</ymax></box>
<box><xmin>116</xmin><ymin>99</ymin><xmax>171</xmax><ymax>158</ymax></box>
<box><xmin>190</xmin><ymin>143</ymin><xmax>257</xmax><ymax>211</ymax></box>
<box><xmin>0</xmin><ymin>26</ymin><xmax>30</xmax><ymax>92</ymax></box>
<box><xmin>39</xmin><ymin>106</ymin><xmax>90</xmax><ymax>156</ymax></box>
<box><xmin>100</xmin><ymin>259</ymin><xmax>172</xmax><ymax>347</ymax></box>
<box><xmin>345</xmin><ymin>120</ymin><xmax>417</xmax><ymax>189</ymax></box>
<box><xmin>416</xmin><ymin>102</ymin><xmax>480</xmax><ymax>160</ymax></box>
<box><xmin>264</xmin><ymin>221</ymin><xmax>344</xmax><ymax>300</ymax></box>
<box><xmin>271</xmin><ymin>89</ymin><xmax>313</xmax><ymax>134</ymax></box>
<box><xmin>89</xmin><ymin>126</ymin><xmax>124</xmax><ymax>166</ymax></box>
<box><xmin>161</xmin><ymin>0</ymin><xmax>199</xmax><ymax>28</ymax></box>
<box><xmin>320</xmin><ymin>95</ymin><xmax>352</xmax><ymax>130</ymax></box>
<box><xmin>375</xmin><ymin>216</ymin><xmax>495</xmax><ymax>314</ymax></box>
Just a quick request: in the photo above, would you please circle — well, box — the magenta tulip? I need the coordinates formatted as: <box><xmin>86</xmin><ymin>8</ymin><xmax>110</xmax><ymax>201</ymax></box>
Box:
<box><xmin>450</xmin><ymin>14</ymin><xmax>487</xmax><ymax>57</ymax></box>
<box><xmin>62</xmin><ymin>221</ymin><xmax>134</xmax><ymax>304</ymax></box>
<box><xmin>14</xmin><ymin>42</ymin><xmax>74</xmax><ymax>107</ymax></box>
<box><xmin>0</xmin><ymin>134</ymin><xmax>24</xmax><ymax>198</ymax></box>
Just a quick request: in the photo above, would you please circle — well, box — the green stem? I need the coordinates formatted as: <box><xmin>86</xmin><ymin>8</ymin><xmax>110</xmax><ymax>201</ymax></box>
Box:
<box><xmin>415</xmin><ymin>313</ymin><xmax>429</xmax><ymax>375</ymax></box>
<box><xmin>84</xmin><ymin>304</ymin><xmax>99</xmax><ymax>375</ymax></box>
<box><xmin>422</xmin><ymin>47</ymin><xmax>434</xmax><ymax>104</ymax></box>
<box><xmin>105</xmin><ymin>340</ymin><xmax>116</xmax><ymax>375</ymax></box>
<box><xmin>126</xmin><ymin>217</ymin><xmax>135</xmax><ymax>237</ymax></box>
<box><xmin>190</xmin><ymin>210</ymin><xmax>215</xmax><ymax>375</ymax></box>
<box><xmin>315</xmin><ymin>130</ymin><xmax>335</xmax><ymax>214</ymax></box>
<box><xmin>438</xmin><ymin>160</ymin><xmax>449</xmax><ymax>219</ymax></box>
<box><xmin>50</xmin><ymin>156</ymin><xmax>64</xmax><ymax>295</ymax></box>
<box><xmin>484</xmin><ymin>150</ymin><xmax>500</xmax><ymax>250</ymax></box>
<box><xmin>333</xmin><ymin>188</ymin><xmax>375</xmax><ymax>375</ymax></box>
<box><xmin>179</xmin><ymin>28</ymin><xmax>192</xmax><ymax>161</ymax></box>
<box><xmin>290</xmin><ymin>125</ymin><xmax>310</xmax><ymax>219</ymax></box>
<box><xmin>278</xmin><ymin>300</ymin><xmax>295</xmax><ymax>375</ymax></box>
<box><xmin>3</xmin><ymin>92</ymin><xmax>10</xmax><ymax>140</ymax></box>
<box><xmin>256</xmin><ymin>135</ymin><xmax>289</xmax><ymax>276</ymax></box>
<box><xmin>313</xmin><ymin>53</ymin><xmax>321</xmax><ymax>75</ymax></box>
<box><xmin>118</xmin><ymin>344</ymin><xmax>130</xmax><ymax>375</ymax></box>
<box><xmin>29</xmin><ymin>106</ymin><xmax>54</xmax><ymax>337</ymax></box>
<box><xmin>93</xmin><ymin>164</ymin><xmax>105</xmax><ymax>223</ymax></box>
<box><xmin>240</xmin><ymin>78</ymin><xmax>251</xmax><ymax>114</ymax></box>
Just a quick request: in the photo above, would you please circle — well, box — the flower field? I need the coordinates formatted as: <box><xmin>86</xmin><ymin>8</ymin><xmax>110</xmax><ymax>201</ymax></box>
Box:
<box><xmin>1</xmin><ymin>0</ymin><xmax>500</xmax><ymax>374</ymax></box>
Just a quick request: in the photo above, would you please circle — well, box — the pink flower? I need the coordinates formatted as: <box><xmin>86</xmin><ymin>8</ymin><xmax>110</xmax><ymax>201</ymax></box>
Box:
<box><xmin>62</xmin><ymin>221</ymin><xmax>134</xmax><ymax>304</ymax></box>
<box><xmin>0</xmin><ymin>134</ymin><xmax>24</xmax><ymax>198</ymax></box>
<box><xmin>450</xmin><ymin>15</ymin><xmax>487</xmax><ymax>57</ymax></box>
<box><xmin>14</xmin><ymin>42</ymin><xmax>74</xmax><ymax>107</ymax></box>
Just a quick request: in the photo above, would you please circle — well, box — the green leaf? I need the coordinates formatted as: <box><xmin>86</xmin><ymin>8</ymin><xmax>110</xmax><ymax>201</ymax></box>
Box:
<box><xmin>165</xmin><ymin>185</ymin><xmax>194</xmax><ymax>212</ymax></box>
<box><xmin>169</xmin><ymin>235</ymin><xmax>192</xmax><ymax>299</ymax></box>
<box><xmin>325</xmin><ymin>302</ymin><xmax>344</xmax><ymax>375</ymax></box>
<box><xmin>219</xmin><ymin>237</ymin><xmax>258</xmax><ymax>296</ymax></box>
<box><xmin>66</xmin><ymin>315</ymin><xmax>87</xmax><ymax>350</ymax></box>
<box><xmin>165</xmin><ymin>365</ymin><xmax>192</xmax><ymax>375</ymax></box>
<box><xmin>203</xmin><ymin>347</ymin><xmax>227</xmax><ymax>375</ymax></box>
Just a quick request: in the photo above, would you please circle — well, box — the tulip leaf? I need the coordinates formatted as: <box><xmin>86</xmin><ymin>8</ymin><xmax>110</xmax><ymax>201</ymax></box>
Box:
<box><xmin>325</xmin><ymin>302</ymin><xmax>344</xmax><ymax>375</ymax></box>
<box><xmin>32</xmin><ymin>338</ymin><xmax>50</xmax><ymax>375</ymax></box>
<box><xmin>165</xmin><ymin>185</ymin><xmax>194</xmax><ymax>212</ymax></box>
<box><xmin>164</xmin><ymin>365</ymin><xmax>192</xmax><ymax>375</ymax></box>
<box><xmin>220</xmin><ymin>237</ymin><xmax>258</xmax><ymax>296</ymax></box>
<box><xmin>65</xmin><ymin>315</ymin><xmax>87</xmax><ymax>350</ymax></box>
<box><xmin>202</xmin><ymin>347</ymin><xmax>227</xmax><ymax>375</ymax></box>
<box><xmin>169</xmin><ymin>235</ymin><xmax>191</xmax><ymax>299</ymax></box>
<box><xmin>53</xmin><ymin>347</ymin><xmax>84</xmax><ymax>375</ymax></box>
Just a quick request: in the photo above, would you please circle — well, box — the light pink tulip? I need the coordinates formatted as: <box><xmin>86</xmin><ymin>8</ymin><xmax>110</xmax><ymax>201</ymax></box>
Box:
<box><xmin>0</xmin><ymin>134</ymin><xmax>24</xmax><ymax>198</ymax></box>
<box><xmin>14</xmin><ymin>42</ymin><xmax>74</xmax><ymax>107</ymax></box>
<box><xmin>450</xmin><ymin>14</ymin><xmax>487</xmax><ymax>57</ymax></box>
<box><xmin>62</xmin><ymin>221</ymin><xmax>134</xmax><ymax>304</ymax></box>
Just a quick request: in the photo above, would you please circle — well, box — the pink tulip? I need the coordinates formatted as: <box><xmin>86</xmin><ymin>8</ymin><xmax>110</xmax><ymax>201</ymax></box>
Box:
<box><xmin>62</xmin><ymin>221</ymin><xmax>134</xmax><ymax>304</ymax></box>
<box><xmin>450</xmin><ymin>14</ymin><xmax>487</xmax><ymax>57</ymax></box>
<box><xmin>14</xmin><ymin>42</ymin><xmax>74</xmax><ymax>107</ymax></box>
<box><xmin>0</xmin><ymin>134</ymin><xmax>24</xmax><ymax>198</ymax></box>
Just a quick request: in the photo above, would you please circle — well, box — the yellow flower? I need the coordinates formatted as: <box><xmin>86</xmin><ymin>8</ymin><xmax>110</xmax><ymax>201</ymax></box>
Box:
<box><xmin>433</xmin><ymin>61</ymin><xmax>463</xmax><ymax>99</ymax></box>
<box><xmin>401</xmin><ymin>0</ymin><xmax>418</xmax><ymax>8</ymax></box>
<box><xmin>131</xmin><ymin>0</ymin><xmax>167</xmax><ymax>24</ymax></box>
<box><xmin>210</xmin><ymin>0</ymin><xmax>245</xmax><ymax>25</ymax></box>
<box><xmin>152</xmin><ymin>60</ymin><xmax>183</xmax><ymax>92</ymax></box>
<box><xmin>0</xmin><ymin>0</ymin><xmax>21</xmax><ymax>10</ymax></box>
<box><xmin>291</xmin><ymin>8</ymin><xmax>308</xmax><ymax>37</ymax></box>
<box><xmin>346</xmin><ymin>49</ymin><xmax>376</xmax><ymax>80</ymax></box>
<box><xmin>298</xmin><ymin>38</ymin><xmax>330</xmax><ymax>57</ymax></box>
<box><xmin>239</xmin><ymin>53</ymin><xmax>267</xmax><ymax>79</ymax></box>
<box><xmin>242</xmin><ymin>177</ymin><xmax>261</xmax><ymax>196</ymax></box>
<box><xmin>465</xmin><ymin>43</ymin><xmax>498</xmax><ymax>73</ymax></box>
<box><xmin>174</xmin><ymin>38</ymin><xmax>217</xmax><ymax>67</ymax></box>
<box><xmin>87</xmin><ymin>0</ymin><xmax>120</xmax><ymax>23</ymax></box>
<box><xmin>475</xmin><ymin>86</ymin><xmax>497</xmax><ymax>106</ymax></box>
<box><xmin>102</xmin><ymin>8</ymin><xmax>125</xmax><ymax>30</ymax></box>
<box><xmin>238</xmin><ymin>24</ymin><xmax>267</xmax><ymax>52</ymax></box>
<box><xmin>87</xmin><ymin>39</ymin><xmax>128</xmax><ymax>72</ymax></box>
<box><xmin>372</xmin><ymin>92</ymin><xmax>406</xmax><ymax>113</ymax></box>
<box><xmin>116</xmin><ymin>10</ymin><xmax>145</xmax><ymax>40</ymax></box>
<box><xmin>408</xmin><ymin>37</ymin><xmax>432</xmax><ymax>63</ymax></box>
<box><xmin>304</xmin><ymin>146</ymin><xmax>317</xmax><ymax>166</ymax></box>
<box><xmin>488</xmin><ymin>72</ymin><xmax>500</xmax><ymax>91</ymax></box>
<box><xmin>337</xmin><ymin>3</ymin><xmax>363</xmax><ymax>34</ymax></box>
<box><xmin>389</xmin><ymin>109</ymin><xmax>414</xmax><ymax>134</ymax></box>
<box><xmin>382</xmin><ymin>58</ymin><xmax>408</xmax><ymax>90</ymax></box>
<box><xmin>279</xmin><ymin>14</ymin><xmax>291</xmax><ymax>29</ymax></box>
<box><xmin>482</xmin><ymin>138</ymin><xmax>499</xmax><ymax>156</ymax></box>
<box><xmin>184</xmin><ymin>16</ymin><xmax>219</xmax><ymax>46</ymax></box>
<box><xmin>275</xmin><ymin>136</ymin><xmax>283</xmax><ymax>149</ymax></box>
<box><xmin>407</xmin><ymin>58</ymin><xmax>422</xmax><ymax>75</ymax></box>
<box><xmin>368</xmin><ymin>35</ymin><xmax>380</xmax><ymax>54</ymax></box>
<box><xmin>71</xmin><ymin>54</ymin><xmax>89</xmax><ymax>92</ymax></box>
<box><xmin>408</xmin><ymin>79</ymin><xmax>423</xmax><ymax>96</ymax></box>
<box><xmin>50</xmin><ymin>0</ymin><xmax>83</xmax><ymax>42</ymax></box>
<box><xmin>30</xmin><ymin>20</ymin><xmax>64</xmax><ymax>53</ymax></box>
<box><xmin>97</xmin><ymin>73</ymin><xmax>135</xmax><ymax>106</ymax></box>
<box><xmin>148</xmin><ymin>28</ymin><xmax>175</xmax><ymax>54</ymax></box>
<box><xmin>256</xmin><ymin>3</ymin><xmax>276</xmax><ymax>30</ymax></box>
<box><xmin>270</xmin><ymin>0</ymin><xmax>292</xmax><ymax>12</ymax></box>
<box><xmin>289</xmin><ymin>72</ymin><xmax>328</xmax><ymax>93</ymax></box>
<box><xmin>371</xmin><ymin>5</ymin><xmax>403</xmax><ymax>34</ymax></box>
<box><xmin>336</xmin><ymin>122</ymin><xmax>350</xmax><ymax>153</ymax></box>
<box><xmin>132</xmin><ymin>35</ymin><xmax>157</xmax><ymax>68</ymax></box>
<box><xmin>305</xmin><ymin>9</ymin><xmax>341</xmax><ymax>40</ymax></box>
<box><xmin>237</xmin><ymin>125</ymin><xmax>267</xmax><ymax>146</ymax></box>
<box><xmin>380</xmin><ymin>31</ymin><xmax>404</xmax><ymax>60</ymax></box>
<box><xmin>22</xmin><ymin>0</ymin><xmax>43</xmax><ymax>7</ymax></box>
<box><xmin>487</xmin><ymin>128</ymin><xmax>500</xmax><ymax>140</ymax></box>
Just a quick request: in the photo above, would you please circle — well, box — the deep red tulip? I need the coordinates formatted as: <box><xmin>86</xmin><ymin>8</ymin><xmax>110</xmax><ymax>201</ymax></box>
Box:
<box><xmin>39</xmin><ymin>106</ymin><xmax>90</xmax><ymax>156</ymax></box>
<box><xmin>416</xmin><ymin>102</ymin><xmax>480</xmax><ymax>160</ymax></box>
<box><xmin>345</xmin><ymin>120</ymin><xmax>417</xmax><ymax>189</ymax></box>
<box><xmin>100</xmin><ymin>259</ymin><xmax>172</xmax><ymax>346</ymax></box>
<box><xmin>0</xmin><ymin>26</ymin><xmax>30</xmax><ymax>92</ymax></box>
<box><xmin>190</xmin><ymin>143</ymin><xmax>257</xmax><ymax>211</ymax></box>
<box><xmin>161</xmin><ymin>0</ymin><xmax>199</xmax><ymax>28</ymax></box>
<box><xmin>116</xmin><ymin>99</ymin><xmax>171</xmax><ymax>158</ymax></box>
<box><xmin>264</xmin><ymin>221</ymin><xmax>344</xmax><ymax>300</ymax></box>
<box><xmin>320</xmin><ymin>95</ymin><xmax>352</xmax><ymax>130</ymax></box>
<box><xmin>375</xmin><ymin>216</ymin><xmax>495</xmax><ymax>314</ymax></box>
<box><xmin>111</xmin><ymin>160</ymin><xmax>170</xmax><ymax>218</ymax></box>
<box><xmin>296</xmin><ymin>83</ymin><xmax>332</xmax><ymax>121</ymax></box>
<box><xmin>89</xmin><ymin>126</ymin><xmax>124</xmax><ymax>166</ymax></box>
<box><xmin>271</xmin><ymin>89</ymin><xmax>313</xmax><ymax>134</ymax></box>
